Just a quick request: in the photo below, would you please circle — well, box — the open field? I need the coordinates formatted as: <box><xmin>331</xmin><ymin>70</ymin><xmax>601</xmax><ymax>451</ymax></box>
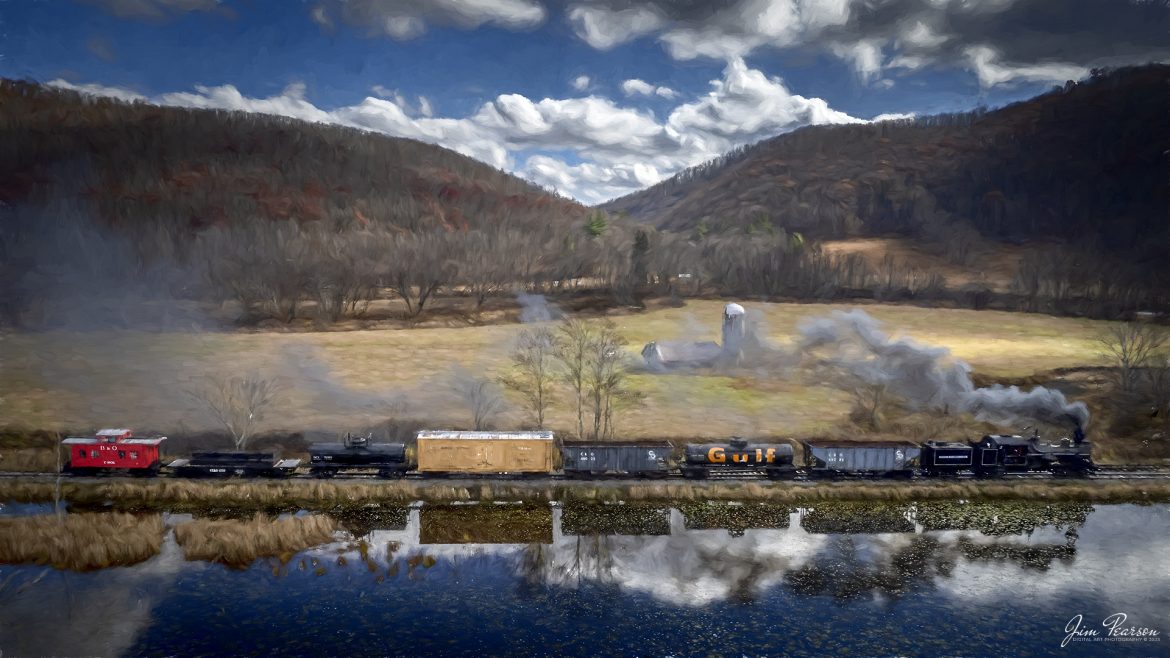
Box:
<box><xmin>0</xmin><ymin>300</ymin><xmax>1121</xmax><ymax>447</ymax></box>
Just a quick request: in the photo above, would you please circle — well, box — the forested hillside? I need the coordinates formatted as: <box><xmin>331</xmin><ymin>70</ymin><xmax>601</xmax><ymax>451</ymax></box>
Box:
<box><xmin>0</xmin><ymin>79</ymin><xmax>583</xmax><ymax>233</ymax></box>
<box><xmin>1</xmin><ymin>71</ymin><xmax>1167</xmax><ymax>329</ymax></box>
<box><xmin>604</xmin><ymin>65</ymin><xmax>1170</xmax><ymax>265</ymax></box>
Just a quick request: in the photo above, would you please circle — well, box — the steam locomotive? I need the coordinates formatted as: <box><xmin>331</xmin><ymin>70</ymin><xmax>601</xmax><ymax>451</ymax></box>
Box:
<box><xmin>59</xmin><ymin>426</ymin><xmax>1093</xmax><ymax>479</ymax></box>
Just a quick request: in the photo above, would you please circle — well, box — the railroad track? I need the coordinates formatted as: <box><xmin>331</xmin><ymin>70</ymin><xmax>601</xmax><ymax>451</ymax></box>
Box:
<box><xmin>2</xmin><ymin>468</ymin><xmax>1168</xmax><ymax>482</ymax></box>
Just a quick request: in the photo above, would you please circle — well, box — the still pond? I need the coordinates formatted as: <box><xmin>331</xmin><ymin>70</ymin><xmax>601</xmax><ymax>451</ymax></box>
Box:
<box><xmin>0</xmin><ymin>500</ymin><xmax>1166</xmax><ymax>657</ymax></box>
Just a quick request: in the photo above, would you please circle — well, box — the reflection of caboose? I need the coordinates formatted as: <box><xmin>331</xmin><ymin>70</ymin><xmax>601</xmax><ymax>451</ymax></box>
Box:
<box><xmin>62</xmin><ymin>429</ymin><xmax>166</xmax><ymax>476</ymax></box>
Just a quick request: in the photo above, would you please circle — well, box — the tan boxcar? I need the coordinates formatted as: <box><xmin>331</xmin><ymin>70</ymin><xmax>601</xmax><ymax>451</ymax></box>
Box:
<box><xmin>415</xmin><ymin>430</ymin><xmax>556</xmax><ymax>474</ymax></box>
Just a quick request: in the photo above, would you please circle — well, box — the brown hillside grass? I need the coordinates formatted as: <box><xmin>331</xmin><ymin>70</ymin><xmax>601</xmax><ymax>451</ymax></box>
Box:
<box><xmin>0</xmin><ymin>512</ymin><xmax>164</xmax><ymax>570</ymax></box>
<box><xmin>821</xmin><ymin>237</ymin><xmax>1027</xmax><ymax>292</ymax></box>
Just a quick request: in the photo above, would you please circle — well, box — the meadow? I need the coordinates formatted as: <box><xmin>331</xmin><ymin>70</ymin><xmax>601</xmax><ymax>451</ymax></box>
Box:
<box><xmin>0</xmin><ymin>300</ymin><xmax>1114</xmax><ymax>445</ymax></box>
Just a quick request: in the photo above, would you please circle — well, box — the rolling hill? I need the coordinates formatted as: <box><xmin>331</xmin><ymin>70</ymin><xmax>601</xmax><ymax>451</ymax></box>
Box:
<box><xmin>603</xmin><ymin>65</ymin><xmax>1170</xmax><ymax>265</ymax></box>
<box><xmin>0</xmin><ymin>79</ymin><xmax>585</xmax><ymax>235</ymax></box>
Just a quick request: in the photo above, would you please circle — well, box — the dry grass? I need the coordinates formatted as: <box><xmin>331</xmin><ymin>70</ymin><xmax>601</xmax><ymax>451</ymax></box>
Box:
<box><xmin>0</xmin><ymin>300</ymin><xmax>1116</xmax><ymax>441</ymax></box>
<box><xmin>0</xmin><ymin>512</ymin><xmax>164</xmax><ymax>570</ymax></box>
<box><xmin>174</xmin><ymin>513</ymin><xmax>338</xmax><ymax>567</ymax></box>
<box><xmin>820</xmin><ymin>237</ymin><xmax>1026</xmax><ymax>292</ymax></box>
<box><xmin>1</xmin><ymin>477</ymin><xmax>1167</xmax><ymax>508</ymax></box>
<box><xmin>0</xmin><ymin>448</ymin><xmax>60</xmax><ymax>472</ymax></box>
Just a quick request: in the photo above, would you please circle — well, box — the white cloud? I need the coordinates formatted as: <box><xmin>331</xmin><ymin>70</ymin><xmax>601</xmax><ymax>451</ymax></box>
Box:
<box><xmin>48</xmin><ymin>59</ymin><xmax>862</xmax><ymax>204</ymax></box>
<box><xmin>871</xmin><ymin>111</ymin><xmax>915</xmax><ymax>122</ymax></box>
<box><xmin>620</xmin><ymin>78</ymin><xmax>677</xmax><ymax>99</ymax></box>
<box><xmin>964</xmin><ymin>45</ymin><xmax>1088</xmax><ymax>87</ymax></box>
<box><xmin>621</xmin><ymin>79</ymin><xmax>655</xmax><ymax>97</ymax></box>
<box><xmin>571</xmin><ymin>75</ymin><xmax>591</xmax><ymax>91</ymax></box>
<box><xmin>567</xmin><ymin>4</ymin><xmax>664</xmax><ymax>50</ymax></box>
<box><xmin>565</xmin><ymin>0</ymin><xmax>1169</xmax><ymax>88</ymax></box>
<box><xmin>322</xmin><ymin>0</ymin><xmax>546</xmax><ymax>40</ymax></box>
<box><xmin>831</xmin><ymin>39</ymin><xmax>887</xmax><ymax>84</ymax></box>
<box><xmin>899</xmin><ymin>20</ymin><xmax>948</xmax><ymax>50</ymax></box>
<box><xmin>47</xmin><ymin>79</ymin><xmax>148</xmax><ymax>103</ymax></box>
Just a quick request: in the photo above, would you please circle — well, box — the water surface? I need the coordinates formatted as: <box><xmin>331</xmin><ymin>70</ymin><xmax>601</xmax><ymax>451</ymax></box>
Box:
<box><xmin>0</xmin><ymin>501</ymin><xmax>1166</xmax><ymax>657</ymax></box>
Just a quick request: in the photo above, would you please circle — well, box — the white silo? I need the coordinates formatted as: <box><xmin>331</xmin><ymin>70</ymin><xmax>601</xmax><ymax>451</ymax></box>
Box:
<box><xmin>722</xmin><ymin>303</ymin><xmax>746</xmax><ymax>363</ymax></box>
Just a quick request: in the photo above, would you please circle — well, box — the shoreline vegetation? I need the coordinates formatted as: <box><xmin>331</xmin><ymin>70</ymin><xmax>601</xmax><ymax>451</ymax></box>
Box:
<box><xmin>1</xmin><ymin>477</ymin><xmax>1168</xmax><ymax>509</ymax></box>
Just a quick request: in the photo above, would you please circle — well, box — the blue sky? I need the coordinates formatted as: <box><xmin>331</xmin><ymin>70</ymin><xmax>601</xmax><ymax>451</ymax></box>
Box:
<box><xmin>2</xmin><ymin>0</ymin><xmax>1167</xmax><ymax>204</ymax></box>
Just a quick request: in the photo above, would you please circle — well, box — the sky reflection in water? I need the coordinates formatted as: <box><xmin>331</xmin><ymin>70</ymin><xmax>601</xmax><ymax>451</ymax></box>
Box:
<box><xmin>0</xmin><ymin>501</ymin><xmax>1166</xmax><ymax>657</ymax></box>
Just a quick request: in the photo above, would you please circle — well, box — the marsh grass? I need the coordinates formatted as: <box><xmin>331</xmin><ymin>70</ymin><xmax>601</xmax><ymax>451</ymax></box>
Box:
<box><xmin>0</xmin><ymin>448</ymin><xmax>60</xmax><ymax>472</ymax></box>
<box><xmin>0</xmin><ymin>512</ymin><xmax>164</xmax><ymax>570</ymax></box>
<box><xmin>174</xmin><ymin>513</ymin><xmax>339</xmax><ymax>567</ymax></box>
<box><xmin>1</xmin><ymin>478</ymin><xmax>1167</xmax><ymax>508</ymax></box>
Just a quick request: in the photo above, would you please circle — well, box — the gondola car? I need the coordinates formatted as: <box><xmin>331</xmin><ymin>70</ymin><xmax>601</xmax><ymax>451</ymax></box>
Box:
<box><xmin>680</xmin><ymin>437</ymin><xmax>795</xmax><ymax>479</ymax></box>
<box><xmin>561</xmin><ymin>442</ymin><xmax>673</xmax><ymax>477</ymax></box>
<box><xmin>309</xmin><ymin>433</ymin><xmax>409</xmax><ymax>478</ymax></box>
<box><xmin>62</xmin><ymin>428</ymin><xmax>166</xmax><ymax>476</ymax></box>
<box><xmin>167</xmin><ymin>451</ymin><xmax>300</xmax><ymax>478</ymax></box>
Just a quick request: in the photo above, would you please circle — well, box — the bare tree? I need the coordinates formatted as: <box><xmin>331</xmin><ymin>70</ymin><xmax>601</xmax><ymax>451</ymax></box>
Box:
<box><xmin>384</xmin><ymin>232</ymin><xmax>454</xmax><ymax>318</ymax></box>
<box><xmin>1147</xmin><ymin>352</ymin><xmax>1170</xmax><ymax>435</ymax></box>
<box><xmin>554</xmin><ymin>319</ymin><xmax>596</xmax><ymax>439</ymax></box>
<box><xmin>187</xmin><ymin>373</ymin><xmax>282</xmax><ymax>449</ymax></box>
<box><xmin>584</xmin><ymin>321</ymin><xmax>630</xmax><ymax>440</ymax></box>
<box><xmin>1099</xmin><ymin>322</ymin><xmax>1166</xmax><ymax>394</ymax></box>
<box><xmin>451</xmin><ymin>368</ymin><xmax>505</xmax><ymax>431</ymax></box>
<box><xmin>500</xmin><ymin>327</ymin><xmax>557</xmax><ymax>428</ymax></box>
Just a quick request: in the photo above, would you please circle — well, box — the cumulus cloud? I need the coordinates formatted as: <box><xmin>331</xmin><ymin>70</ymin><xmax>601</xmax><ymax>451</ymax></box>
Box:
<box><xmin>48</xmin><ymin>58</ymin><xmax>862</xmax><ymax>204</ymax></box>
<box><xmin>566</xmin><ymin>0</ymin><xmax>1170</xmax><ymax>87</ymax></box>
<box><xmin>571</xmin><ymin>75</ymin><xmax>591</xmax><ymax>91</ymax></box>
<box><xmin>620</xmin><ymin>78</ymin><xmax>677</xmax><ymax>99</ymax></box>
<box><xmin>313</xmin><ymin>0</ymin><xmax>546</xmax><ymax>40</ymax></box>
<box><xmin>964</xmin><ymin>45</ymin><xmax>1088</xmax><ymax>88</ymax></box>
<box><xmin>567</xmin><ymin>4</ymin><xmax>665</xmax><ymax>49</ymax></box>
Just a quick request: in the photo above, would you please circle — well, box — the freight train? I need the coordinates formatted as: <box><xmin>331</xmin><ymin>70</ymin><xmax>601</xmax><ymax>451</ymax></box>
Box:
<box><xmin>58</xmin><ymin>426</ymin><xmax>1093</xmax><ymax>479</ymax></box>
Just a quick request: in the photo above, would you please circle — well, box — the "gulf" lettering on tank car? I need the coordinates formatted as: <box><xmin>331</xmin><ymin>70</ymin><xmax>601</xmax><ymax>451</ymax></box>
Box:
<box><xmin>706</xmin><ymin>447</ymin><xmax>778</xmax><ymax>464</ymax></box>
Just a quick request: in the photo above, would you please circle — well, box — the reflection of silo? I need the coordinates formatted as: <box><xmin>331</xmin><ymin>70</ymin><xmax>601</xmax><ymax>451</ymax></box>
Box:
<box><xmin>722</xmin><ymin>303</ymin><xmax>746</xmax><ymax>363</ymax></box>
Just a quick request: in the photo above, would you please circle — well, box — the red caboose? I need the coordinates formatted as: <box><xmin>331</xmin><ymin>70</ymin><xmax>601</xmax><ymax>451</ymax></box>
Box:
<box><xmin>63</xmin><ymin>429</ymin><xmax>167</xmax><ymax>475</ymax></box>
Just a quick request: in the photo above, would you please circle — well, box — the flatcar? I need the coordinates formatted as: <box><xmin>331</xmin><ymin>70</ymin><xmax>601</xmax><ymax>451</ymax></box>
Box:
<box><xmin>309</xmin><ymin>433</ymin><xmax>408</xmax><ymax>478</ymax></box>
<box><xmin>167</xmin><ymin>451</ymin><xmax>300</xmax><ymax>478</ymax></box>
<box><xmin>562</xmin><ymin>442</ymin><xmax>673</xmax><ymax>477</ymax></box>
<box><xmin>63</xmin><ymin>429</ymin><xmax>166</xmax><ymax>476</ymax></box>
<box><xmin>680</xmin><ymin>437</ymin><xmax>795</xmax><ymax>479</ymax></box>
